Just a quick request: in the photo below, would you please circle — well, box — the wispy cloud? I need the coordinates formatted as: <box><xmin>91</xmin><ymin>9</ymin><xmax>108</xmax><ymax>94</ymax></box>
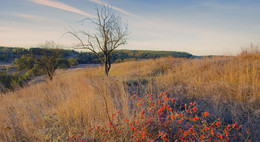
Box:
<box><xmin>29</xmin><ymin>0</ymin><xmax>95</xmax><ymax>18</ymax></box>
<box><xmin>13</xmin><ymin>13</ymin><xmax>52</xmax><ymax>21</ymax></box>
<box><xmin>89</xmin><ymin>0</ymin><xmax>140</xmax><ymax>19</ymax></box>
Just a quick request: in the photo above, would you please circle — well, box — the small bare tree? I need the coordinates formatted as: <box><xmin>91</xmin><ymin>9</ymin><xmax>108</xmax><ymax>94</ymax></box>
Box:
<box><xmin>69</xmin><ymin>4</ymin><xmax>128</xmax><ymax>76</ymax></box>
<box><xmin>33</xmin><ymin>41</ymin><xmax>62</xmax><ymax>81</ymax></box>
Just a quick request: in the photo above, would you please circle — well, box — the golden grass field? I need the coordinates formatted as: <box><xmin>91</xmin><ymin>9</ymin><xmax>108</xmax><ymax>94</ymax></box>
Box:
<box><xmin>0</xmin><ymin>47</ymin><xmax>259</xmax><ymax>141</ymax></box>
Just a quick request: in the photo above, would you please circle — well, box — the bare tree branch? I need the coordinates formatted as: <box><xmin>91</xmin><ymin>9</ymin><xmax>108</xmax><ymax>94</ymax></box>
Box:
<box><xmin>69</xmin><ymin>4</ymin><xmax>129</xmax><ymax>76</ymax></box>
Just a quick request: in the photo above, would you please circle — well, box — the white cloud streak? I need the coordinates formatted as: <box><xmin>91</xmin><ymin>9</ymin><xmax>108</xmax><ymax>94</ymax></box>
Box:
<box><xmin>88</xmin><ymin>0</ymin><xmax>140</xmax><ymax>19</ymax></box>
<box><xmin>13</xmin><ymin>13</ymin><xmax>53</xmax><ymax>21</ymax></box>
<box><xmin>29</xmin><ymin>0</ymin><xmax>95</xmax><ymax>18</ymax></box>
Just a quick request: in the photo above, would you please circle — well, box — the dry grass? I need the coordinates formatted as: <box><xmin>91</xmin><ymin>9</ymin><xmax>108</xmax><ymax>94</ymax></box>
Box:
<box><xmin>157</xmin><ymin>55</ymin><xmax>259</xmax><ymax>102</ymax></box>
<box><xmin>0</xmin><ymin>46</ymin><xmax>259</xmax><ymax>141</ymax></box>
<box><xmin>0</xmin><ymin>70</ymin><xmax>130</xmax><ymax>141</ymax></box>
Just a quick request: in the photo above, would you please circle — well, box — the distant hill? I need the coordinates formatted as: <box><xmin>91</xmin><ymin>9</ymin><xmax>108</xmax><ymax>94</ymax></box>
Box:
<box><xmin>0</xmin><ymin>47</ymin><xmax>194</xmax><ymax>64</ymax></box>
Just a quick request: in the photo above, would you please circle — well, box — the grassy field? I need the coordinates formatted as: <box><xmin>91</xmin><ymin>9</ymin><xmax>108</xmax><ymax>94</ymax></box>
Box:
<box><xmin>0</xmin><ymin>47</ymin><xmax>259</xmax><ymax>141</ymax></box>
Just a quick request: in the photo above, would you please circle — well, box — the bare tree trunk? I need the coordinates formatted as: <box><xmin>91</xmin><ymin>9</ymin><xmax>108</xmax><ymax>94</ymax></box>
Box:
<box><xmin>104</xmin><ymin>53</ymin><xmax>112</xmax><ymax>76</ymax></box>
<box><xmin>105</xmin><ymin>54</ymin><xmax>109</xmax><ymax>76</ymax></box>
<box><xmin>108</xmin><ymin>55</ymin><xmax>111</xmax><ymax>75</ymax></box>
<box><xmin>47</xmin><ymin>71</ymin><xmax>53</xmax><ymax>81</ymax></box>
<box><xmin>69</xmin><ymin>4</ymin><xmax>128</xmax><ymax>76</ymax></box>
<box><xmin>105</xmin><ymin>66</ymin><xmax>108</xmax><ymax>76</ymax></box>
<box><xmin>49</xmin><ymin>74</ymin><xmax>53</xmax><ymax>81</ymax></box>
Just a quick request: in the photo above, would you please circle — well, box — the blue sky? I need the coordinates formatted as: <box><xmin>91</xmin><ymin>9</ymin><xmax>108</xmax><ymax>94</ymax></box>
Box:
<box><xmin>0</xmin><ymin>0</ymin><xmax>259</xmax><ymax>55</ymax></box>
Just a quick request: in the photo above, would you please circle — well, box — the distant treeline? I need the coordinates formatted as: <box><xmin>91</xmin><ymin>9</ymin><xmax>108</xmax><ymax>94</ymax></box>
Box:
<box><xmin>0</xmin><ymin>46</ymin><xmax>193</xmax><ymax>92</ymax></box>
<box><xmin>0</xmin><ymin>46</ymin><xmax>193</xmax><ymax>64</ymax></box>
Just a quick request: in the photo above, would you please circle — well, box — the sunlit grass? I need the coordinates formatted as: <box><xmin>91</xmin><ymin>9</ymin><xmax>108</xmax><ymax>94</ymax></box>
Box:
<box><xmin>0</xmin><ymin>46</ymin><xmax>259</xmax><ymax>141</ymax></box>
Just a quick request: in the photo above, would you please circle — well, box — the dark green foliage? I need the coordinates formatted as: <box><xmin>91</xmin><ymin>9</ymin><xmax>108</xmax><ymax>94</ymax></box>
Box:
<box><xmin>0</xmin><ymin>47</ymin><xmax>11</xmax><ymax>62</ymax></box>
<box><xmin>76</xmin><ymin>50</ymin><xmax>193</xmax><ymax>64</ymax></box>
<box><xmin>27</xmin><ymin>64</ymin><xmax>45</xmax><ymax>76</ymax></box>
<box><xmin>110</xmin><ymin>50</ymin><xmax>193</xmax><ymax>63</ymax></box>
<box><xmin>57</xmin><ymin>58</ymin><xmax>70</xmax><ymax>69</ymax></box>
<box><xmin>1</xmin><ymin>47</ymin><xmax>194</xmax><ymax>65</ymax></box>
<box><xmin>0</xmin><ymin>71</ymin><xmax>30</xmax><ymax>92</ymax></box>
<box><xmin>15</xmin><ymin>55</ymin><xmax>35</xmax><ymax>71</ymax></box>
<box><xmin>68</xmin><ymin>58</ymin><xmax>78</xmax><ymax>67</ymax></box>
<box><xmin>11</xmin><ymin>48</ymin><xmax>30</xmax><ymax>57</ymax></box>
<box><xmin>0</xmin><ymin>74</ymin><xmax>15</xmax><ymax>91</ymax></box>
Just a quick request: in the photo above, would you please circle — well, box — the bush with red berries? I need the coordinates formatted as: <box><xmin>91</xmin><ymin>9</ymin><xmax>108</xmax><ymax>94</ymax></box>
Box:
<box><xmin>65</xmin><ymin>92</ymin><xmax>251</xmax><ymax>142</ymax></box>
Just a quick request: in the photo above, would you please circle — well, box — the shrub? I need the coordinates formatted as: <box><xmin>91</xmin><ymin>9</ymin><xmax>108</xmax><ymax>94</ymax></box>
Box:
<box><xmin>61</xmin><ymin>92</ymin><xmax>251</xmax><ymax>141</ymax></box>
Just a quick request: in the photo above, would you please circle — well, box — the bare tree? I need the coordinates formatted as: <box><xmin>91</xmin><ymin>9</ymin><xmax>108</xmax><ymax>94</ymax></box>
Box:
<box><xmin>69</xmin><ymin>4</ymin><xmax>128</xmax><ymax>76</ymax></box>
<box><xmin>33</xmin><ymin>41</ymin><xmax>62</xmax><ymax>81</ymax></box>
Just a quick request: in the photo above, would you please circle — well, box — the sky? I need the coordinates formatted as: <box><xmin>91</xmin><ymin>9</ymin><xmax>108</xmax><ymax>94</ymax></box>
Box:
<box><xmin>0</xmin><ymin>0</ymin><xmax>260</xmax><ymax>55</ymax></box>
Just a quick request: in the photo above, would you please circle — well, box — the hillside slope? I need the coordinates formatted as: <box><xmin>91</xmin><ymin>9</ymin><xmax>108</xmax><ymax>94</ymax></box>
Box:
<box><xmin>0</xmin><ymin>48</ymin><xmax>259</xmax><ymax>141</ymax></box>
